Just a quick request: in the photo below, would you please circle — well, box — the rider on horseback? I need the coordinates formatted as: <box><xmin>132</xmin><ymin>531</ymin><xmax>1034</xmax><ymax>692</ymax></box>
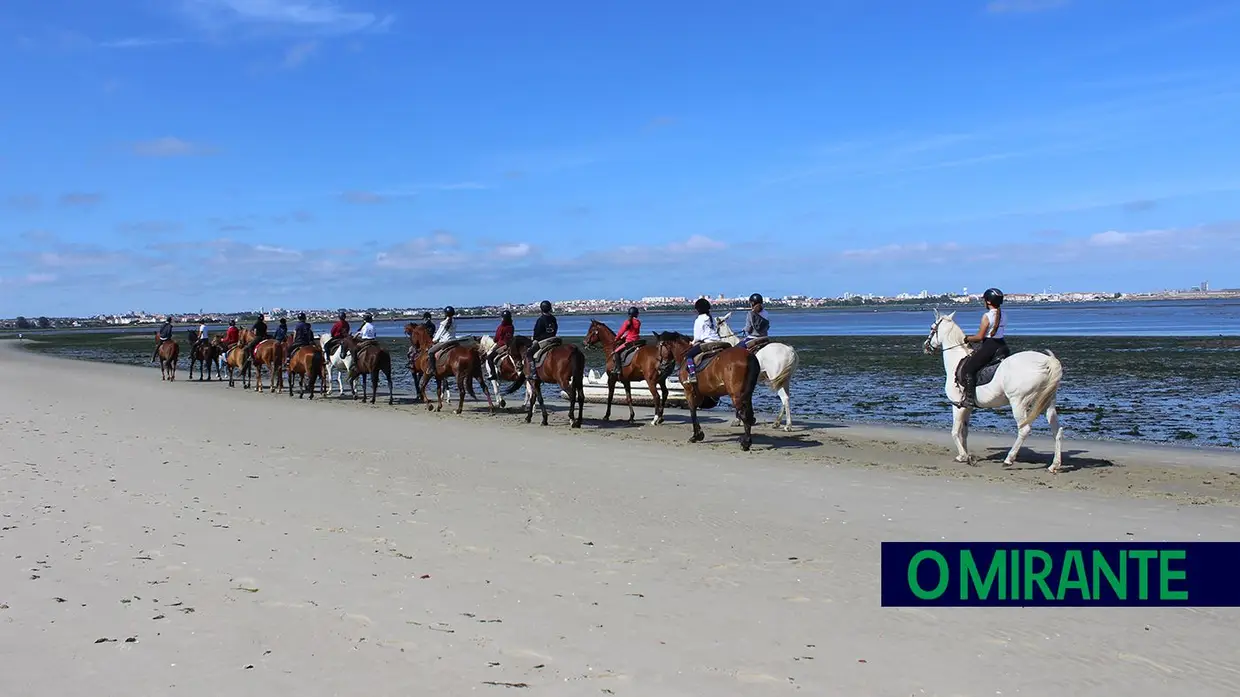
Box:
<box><xmin>609</xmin><ymin>306</ymin><xmax>641</xmax><ymax>378</ymax></box>
<box><xmin>221</xmin><ymin>319</ymin><xmax>240</xmax><ymax>350</ymax></box>
<box><xmin>285</xmin><ymin>313</ymin><xmax>315</xmax><ymax>367</ymax></box>
<box><xmin>738</xmin><ymin>293</ymin><xmax>770</xmax><ymax>349</ymax></box>
<box><xmin>524</xmin><ymin>300</ymin><xmax>558</xmax><ymax>377</ymax></box>
<box><xmin>272</xmin><ymin>317</ymin><xmax>288</xmax><ymax>343</ymax></box>
<box><xmin>425</xmin><ymin>306</ymin><xmax>458</xmax><ymax>377</ymax></box>
<box><xmin>151</xmin><ymin>315</ymin><xmax>174</xmax><ymax>362</ymax></box>
<box><xmin>684</xmin><ymin>298</ymin><xmax>722</xmax><ymax>384</ymax></box>
<box><xmin>240</xmin><ymin>314</ymin><xmax>268</xmax><ymax>373</ymax></box>
<box><xmin>195</xmin><ymin>319</ymin><xmax>210</xmax><ymax>349</ymax></box>
<box><xmin>487</xmin><ymin>309</ymin><xmax>515</xmax><ymax>379</ymax></box>
<box><xmin>325</xmin><ymin>311</ymin><xmax>350</xmax><ymax>359</ymax></box>
<box><xmin>960</xmin><ymin>288</ymin><xmax>1009</xmax><ymax>408</ymax></box>
<box><xmin>353</xmin><ymin>313</ymin><xmax>378</xmax><ymax>349</ymax></box>
<box><xmin>421</xmin><ymin>311</ymin><xmax>435</xmax><ymax>338</ymax></box>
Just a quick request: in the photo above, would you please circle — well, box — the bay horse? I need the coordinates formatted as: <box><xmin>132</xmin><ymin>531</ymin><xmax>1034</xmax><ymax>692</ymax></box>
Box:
<box><xmin>477</xmin><ymin>335</ymin><xmax>533</xmax><ymax>410</ymax></box>
<box><xmin>317</xmin><ymin>333</ymin><xmax>356</xmax><ymax>398</ymax></box>
<box><xmin>222</xmin><ymin>343</ymin><xmax>249</xmax><ymax>388</ymax></box>
<box><xmin>507</xmin><ymin>335</ymin><xmax>586</xmax><ymax>428</ymax></box>
<box><xmin>403</xmin><ymin>324</ymin><xmax>494</xmax><ymax>414</ymax></box>
<box><xmin>583</xmin><ymin>319</ymin><xmax>669</xmax><ymax>424</ymax></box>
<box><xmin>923</xmin><ymin>309</ymin><xmax>1064</xmax><ymax>472</ymax></box>
<box><xmin>156</xmin><ymin>340</ymin><xmax>180</xmax><ymax>382</ymax></box>
<box><xmin>250</xmin><ymin>338</ymin><xmax>286</xmax><ymax>393</ymax></box>
<box><xmin>716</xmin><ymin>312</ymin><xmax>800</xmax><ymax>432</ymax></box>
<box><xmin>188</xmin><ymin>337</ymin><xmax>222</xmax><ymax>381</ymax></box>
<box><xmin>653</xmin><ymin>331</ymin><xmax>759</xmax><ymax>451</ymax></box>
<box><xmin>286</xmin><ymin>344</ymin><xmax>327</xmax><ymax>399</ymax></box>
<box><xmin>341</xmin><ymin>336</ymin><xmax>394</xmax><ymax>404</ymax></box>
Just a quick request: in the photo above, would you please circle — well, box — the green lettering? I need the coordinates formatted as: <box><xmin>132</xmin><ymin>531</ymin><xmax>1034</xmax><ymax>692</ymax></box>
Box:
<box><xmin>1056</xmin><ymin>550</ymin><xmax>1091</xmax><ymax>600</ymax></box>
<box><xmin>961</xmin><ymin>550</ymin><xmax>1005</xmax><ymax>600</ymax></box>
<box><xmin>1010</xmin><ymin>547</ymin><xmax>1019</xmax><ymax>600</ymax></box>
<box><xmin>908</xmin><ymin>550</ymin><xmax>949</xmax><ymax>600</ymax></box>
<box><xmin>1159</xmin><ymin>550</ymin><xmax>1188</xmax><ymax>601</ymax></box>
<box><xmin>1130</xmin><ymin>550</ymin><xmax>1158</xmax><ymax>600</ymax></box>
<box><xmin>1092</xmin><ymin>550</ymin><xmax>1127</xmax><ymax>600</ymax></box>
<box><xmin>1023</xmin><ymin>550</ymin><xmax>1055</xmax><ymax>600</ymax></box>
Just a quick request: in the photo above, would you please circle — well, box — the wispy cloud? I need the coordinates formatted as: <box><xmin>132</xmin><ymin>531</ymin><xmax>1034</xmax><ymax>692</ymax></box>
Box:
<box><xmin>131</xmin><ymin>137</ymin><xmax>218</xmax><ymax>157</ymax></box>
<box><xmin>100</xmin><ymin>37</ymin><xmax>190</xmax><ymax>49</ymax></box>
<box><xmin>5</xmin><ymin>194</ymin><xmax>41</xmax><ymax>211</ymax></box>
<box><xmin>59</xmin><ymin>192</ymin><xmax>104</xmax><ymax>208</ymax></box>
<box><xmin>340</xmin><ymin>190</ymin><xmax>387</xmax><ymax>204</ymax></box>
<box><xmin>180</xmin><ymin>0</ymin><xmax>395</xmax><ymax>37</ymax></box>
<box><xmin>117</xmin><ymin>220</ymin><xmax>184</xmax><ymax>237</ymax></box>
<box><xmin>986</xmin><ymin>0</ymin><xmax>1070</xmax><ymax>13</ymax></box>
<box><xmin>282</xmin><ymin>40</ymin><xmax>319</xmax><ymax>68</ymax></box>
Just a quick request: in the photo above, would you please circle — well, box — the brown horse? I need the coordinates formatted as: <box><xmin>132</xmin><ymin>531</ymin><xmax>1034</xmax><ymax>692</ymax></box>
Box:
<box><xmin>653</xmin><ymin>331</ymin><xmax>759</xmax><ymax>451</ymax></box>
<box><xmin>507</xmin><ymin>335</ymin><xmax>586</xmax><ymax>428</ymax></box>
<box><xmin>188</xmin><ymin>337</ymin><xmax>222</xmax><ymax>381</ymax></box>
<box><xmin>250</xmin><ymin>338</ymin><xmax>286</xmax><ymax>393</ymax></box>
<box><xmin>286</xmin><ymin>344</ymin><xmax>327</xmax><ymax>399</ymax></box>
<box><xmin>341</xmin><ymin>336</ymin><xmax>394</xmax><ymax>404</ymax></box>
<box><xmin>156</xmin><ymin>340</ymin><xmax>180</xmax><ymax>381</ymax></box>
<box><xmin>223</xmin><ymin>343</ymin><xmax>249</xmax><ymax>389</ymax></box>
<box><xmin>403</xmin><ymin>324</ymin><xmax>494</xmax><ymax>414</ymax></box>
<box><xmin>584</xmin><ymin>319</ymin><xmax>669</xmax><ymax>424</ymax></box>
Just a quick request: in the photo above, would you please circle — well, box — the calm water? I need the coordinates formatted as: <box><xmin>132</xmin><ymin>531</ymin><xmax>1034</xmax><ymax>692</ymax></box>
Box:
<box><xmin>19</xmin><ymin>299</ymin><xmax>1240</xmax><ymax>449</ymax></box>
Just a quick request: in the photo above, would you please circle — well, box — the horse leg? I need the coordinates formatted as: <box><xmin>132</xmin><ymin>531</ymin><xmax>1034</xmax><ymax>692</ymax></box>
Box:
<box><xmin>603</xmin><ymin>375</ymin><xmax>616</xmax><ymax>421</ymax></box>
<box><xmin>1045</xmin><ymin>403</ymin><xmax>1064</xmax><ymax>473</ymax></box>
<box><xmin>524</xmin><ymin>378</ymin><xmax>537</xmax><ymax>424</ymax></box>
<box><xmin>686</xmin><ymin>389</ymin><xmax>704</xmax><ymax>443</ymax></box>
<box><xmin>655</xmin><ymin>380</ymin><xmax>669</xmax><ymax>425</ymax></box>
<box><xmin>952</xmin><ymin>406</ymin><xmax>972</xmax><ymax>464</ymax></box>
<box><xmin>623</xmin><ymin>380</ymin><xmax>636</xmax><ymax>423</ymax></box>
<box><xmin>1004</xmin><ymin>402</ymin><xmax>1035</xmax><ymax>468</ymax></box>
<box><xmin>535</xmin><ymin>379</ymin><xmax>549</xmax><ymax>426</ymax></box>
<box><xmin>776</xmin><ymin>384</ymin><xmax>792</xmax><ymax>432</ymax></box>
<box><xmin>645</xmin><ymin>380</ymin><xmax>662</xmax><ymax>426</ymax></box>
<box><xmin>455</xmin><ymin>369</ymin><xmax>466</xmax><ymax>414</ymax></box>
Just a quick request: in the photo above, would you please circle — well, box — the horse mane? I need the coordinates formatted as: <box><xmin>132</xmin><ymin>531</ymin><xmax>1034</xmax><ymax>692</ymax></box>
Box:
<box><xmin>655</xmin><ymin>330</ymin><xmax>691</xmax><ymax>343</ymax></box>
<box><xmin>937</xmin><ymin>314</ymin><xmax>967</xmax><ymax>346</ymax></box>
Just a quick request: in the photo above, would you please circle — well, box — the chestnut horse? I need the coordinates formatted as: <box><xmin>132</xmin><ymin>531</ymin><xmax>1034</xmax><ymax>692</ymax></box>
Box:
<box><xmin>653</xmin><ymin>331</ymin><xmax>759</xmax><ymax>451</ymax></box>
<box><xmin>156</xmin><ymin>340</ymin><xmax>180</xmax><ymax>381</ymax></box>
<box><xmin>341</xmin><ymin>336</ymin><xmax>394</xmax><ymax>404</ymax></box>
<box><xmin>188</xmin><ymin>337</ymin><xmax>222</xmax><ymax>381</ymax></box>
<box><xmin>250</xmin><ymin>338</ymin><xmax>286</xmax><ymax>393</ymax></box>
<box><xmin>507</xmin><ymin>335</ymin><xmax>586</xmax><ymax>428</ymax></box>
<box><xmin>403</xmin><ymin>324</ymin><xmax>494</xmax><ymax>414</ymax></box>
<box><xmin>223</xmin><ymin>343</ymin><xmax>249</xmax><ymax>389</ymax></box>
<box><xmin>583</xmin><ymin>319</ymin><xmax>669</xmax><ymax>424</ymax></box>
<box><xmin>286</xmin><ymin>345</ymin><xmax>327</xmax><ymax>399</ymax></box>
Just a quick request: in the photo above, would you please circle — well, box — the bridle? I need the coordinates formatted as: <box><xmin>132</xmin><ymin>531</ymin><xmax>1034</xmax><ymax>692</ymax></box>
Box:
<box><xmin>924</xmin><ymin>317</ymin><xmax>970</xmax><ymax>354</ymax></box>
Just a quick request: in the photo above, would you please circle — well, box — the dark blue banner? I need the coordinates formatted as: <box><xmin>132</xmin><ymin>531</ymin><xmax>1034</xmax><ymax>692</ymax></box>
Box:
<box><xmin>881</xmin><ymin>542</ymin><xmax>1240</xmax><ymax>607</ymax></box>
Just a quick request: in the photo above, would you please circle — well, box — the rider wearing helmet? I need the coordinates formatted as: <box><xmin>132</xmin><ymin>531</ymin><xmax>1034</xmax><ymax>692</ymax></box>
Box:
<box><xmin>221</xmin><ymin>318</ymin><xmax>240</xmax><ymax>350</ymax></box>
<box><xmin>286</xmin><ymin>312</ymin><xmax>315</xmax><ymax>366</ymax></box>
<box><xmin>151</xmin><ymin>315</ymin><xmax>175</xmax><ymax>363</ymax></box>
<box><xmin>609</xmin><ymin>306</ymin><xmax>642</xmax><ymax>378</ymax></box>
<box><xmin>240</xmin><ymin>313</ymin><xmax>269</xmax><ymax>372</ymax></box>
<box><xmin>960</xmin><ymin>288</ymin><xmax>1009</xmax><ymax>408</ymax></box>
<box><xmin>353</xmin><ymin>312</ymin><xmax>377</xmax><ymax>342</ymax></box>
<box><xmin>487</xmin><ymin>309</ymin><xmax>515</xmax><ymax>379</ymax></box>
<box><xmin>272</xmin><ymin>317</ymin><xmax>288</xmax><ymax>344</ymax></box>
<box><xmin>739</xmin><ymin>293</ymin><xmax>770</xmax><ymax>348</ymax></box>
<box><xmin>425</xmin><ymin>306</ymin><xmax>459</xmax><ymax>376</ymax></box>
<box><xmin>421</xmin><ymin>311</ymin><xmax>435</xmax><ymax>337</ymax></box>
<box><xmin>325</xmin><ymin>311</ymin><xmax>350</xmax><ymax>358</ymax></box>
<box><xmin>684</xmin><ymin>297</ymin><xmax>722</xmax><ymax>384</ymax></box>
<box><xmin>524</xmin><ymin>300</ymin><xmax>559</xmax><ymax>376</ymax></box>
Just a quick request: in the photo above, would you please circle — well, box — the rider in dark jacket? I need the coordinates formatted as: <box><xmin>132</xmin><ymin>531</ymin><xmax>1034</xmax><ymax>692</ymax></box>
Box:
<box><xmin>286</xmin><ymin>313</ymin><xmax>316</xmax><ymax>366</ymax></box>
<box><xmin>524</xmin><ymin>300</ymin><xmax>559</xmax><ymax>375</ymax></box>
<box><xmin>241</xmin><ymin>315</ymin><xmax>269</xmax><ymax>371</ymax></box>
<box><xmin>151</xmin><ymin>316</ymin><xmax>174</xmax><ymax>362</ymax></box>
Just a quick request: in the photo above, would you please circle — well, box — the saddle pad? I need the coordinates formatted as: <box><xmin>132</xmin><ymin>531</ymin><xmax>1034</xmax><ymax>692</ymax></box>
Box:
<box><xmin>955</xmin><ymin>350</ymin><xmax>1009</xmax><ymax>388</ymax></box>
<box><xmin>616</xmin><ymin>342</ymin><xmax>645</xmax><ymax>370</ymax></box>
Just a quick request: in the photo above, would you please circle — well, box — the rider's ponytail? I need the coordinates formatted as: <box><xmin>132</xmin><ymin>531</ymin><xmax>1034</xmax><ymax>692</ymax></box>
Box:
<box><xmin>990</xmin><ymin>306</ymin><xmax>1002</xmax><ymax>338</ymax></box>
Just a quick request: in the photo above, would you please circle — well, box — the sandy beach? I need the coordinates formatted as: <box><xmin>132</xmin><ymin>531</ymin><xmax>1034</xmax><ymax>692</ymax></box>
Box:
<box><xmin>3</xmin><ymin>342</ymin><xmax>1240</xmax><ymax>696</ymax></box>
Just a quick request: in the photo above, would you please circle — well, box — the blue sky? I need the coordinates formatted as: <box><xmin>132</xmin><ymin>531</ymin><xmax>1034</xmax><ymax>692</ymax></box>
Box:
<box><xmin>3</xmin><ymin>0</ymin><xmax>1240</xmax><ymax>316</ymax></box>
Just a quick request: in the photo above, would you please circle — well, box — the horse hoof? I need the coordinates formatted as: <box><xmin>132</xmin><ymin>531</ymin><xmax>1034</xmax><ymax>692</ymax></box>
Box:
<box><xmin>690</xmin><ymin>432</ymin><xmax>704</xmax><ymax>443</ymax></box>
<box><xmin>741</xmin><ymin>440</ymin><xmax>752</xmax><ymax>452</ymax></box>
<box><xmin>954</xmin><ymin>455</ymin><xmax>969</xmax><ymax>463</ymax></box>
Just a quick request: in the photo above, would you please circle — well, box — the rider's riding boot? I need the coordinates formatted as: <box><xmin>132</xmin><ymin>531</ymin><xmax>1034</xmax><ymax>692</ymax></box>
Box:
<box><xmin>962</xmin><ymin>375</ymin><xmax>977</xmax><ymax>408</ymax></box>
<box><xmin>685</xmin><ymin>360</ymin><xmax>697</xmax><ymax>384</ymax></box>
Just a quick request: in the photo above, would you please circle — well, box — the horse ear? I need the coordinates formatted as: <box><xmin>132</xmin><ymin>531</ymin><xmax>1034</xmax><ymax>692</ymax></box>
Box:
<box><xmin>933</xmin><ymin>308</ymin><xmax>940</xmax><ymax>319</ymax></box>
<box><xmin>946</xmin><ymin>311</ymin><xmax>956</xmax><ymax>321</ymax></box>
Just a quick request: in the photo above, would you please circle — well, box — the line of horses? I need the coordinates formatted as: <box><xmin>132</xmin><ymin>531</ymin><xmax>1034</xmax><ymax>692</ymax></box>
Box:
<box><xmin>152</xmin><ymin>310</ymin><xmax>1066</xmax><ymax>470</ymax></box>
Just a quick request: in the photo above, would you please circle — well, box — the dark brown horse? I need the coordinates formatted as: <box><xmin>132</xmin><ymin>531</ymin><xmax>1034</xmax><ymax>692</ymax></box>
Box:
<box><xmin>654</xmin><ymin>331</ymin><xmax>759</xmax><ymax>451</ymax></box>
<box><xmin>286</xmin><ymin>344</ymin><xmax>327</xmax><ymax>399</ymax></box>
<box><xmin>250</xmin><ymin>339</ymin><xmax>286</xmax><ymax>393</ymax></box>
<box><xmin>156</xmin><ymin>340</ymin><xmax>180</xmax><ymax>381</ymax></box>
<box><xmin>223</xmin><ymin>343</ymin><xmax>249</xmax><ymax>389</ymax></box>
<box><xmin>507</xmin><ymin>335</ymin><xmax>586</xmax><ymax>428</ymax></box>
<box><xmin>341</xmin><ymin>336</ymin><xmax>394</xmax><ymax>404</ymax></box>
<box><xmin>583</xmin><ymin>319</ymin><xmax>669</xmax><ymax>424</ymax></box>
<box><xmin>403</xmin><ymin>324</ymin><xmax>494</xmax><ymax>414</ymax></box>
<box><xmin>188</xmin><ymin>337</ymin><xmax>222</xmax><ymax>381</ymax></box>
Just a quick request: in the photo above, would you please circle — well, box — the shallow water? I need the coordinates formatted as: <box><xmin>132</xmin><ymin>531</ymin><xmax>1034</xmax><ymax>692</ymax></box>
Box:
<box><xmin>22</xmin><ymin>330</ymin><xmax>1240</xmax><ymax>449</ymax></box>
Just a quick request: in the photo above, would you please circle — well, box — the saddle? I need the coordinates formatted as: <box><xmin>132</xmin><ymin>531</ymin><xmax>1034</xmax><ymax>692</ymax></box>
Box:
<box><xmin>690</xmin><ymin>341</ymin><xmax>733</xmax><ymax>374</ymax></box>
<box><xmin>954</xmin><ymin>345</ymin><xmax>1012</xmax><ymax>389</ymax></box>
<box><xmin>614</xmin><ymin>340</ymin><xmax>647</xmax><ymax>370</ymax></box>
<box><xmin>532</xmin><ymin>337</ymin><xmax>563</xmax><ymax>365</ymax></box>
<box><xmin>744</xmin><ymin>337</ymin><xmax>771</xmax><ymax>354</ymax></box>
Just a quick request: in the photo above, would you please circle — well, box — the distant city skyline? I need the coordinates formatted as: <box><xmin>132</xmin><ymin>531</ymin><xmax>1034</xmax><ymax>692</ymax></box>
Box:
<box><xmin>3</xmin><ymin>1</ymin><xmax>1240</xmax><ymax>317</ymax></box>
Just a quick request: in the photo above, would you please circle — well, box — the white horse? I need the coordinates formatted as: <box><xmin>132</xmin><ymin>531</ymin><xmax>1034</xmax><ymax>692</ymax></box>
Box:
<box><xmin>318</xmin><ymin>333</ymin><xmax>357</xmax><ymax>398</ymax></box>
<box><xmin>477</xmin><ymin>335</ymin><xmax>533</xmax><ymax>409</ymax></box>
<box><xmin>923</xmin><ymin>309</ymin><xmax>1064</xmax><ymax>472</ymax></box>
<box><xmin>717</xmin><ymin>312</ymin><xmax>800</xmax><ymax>431</ymax></box>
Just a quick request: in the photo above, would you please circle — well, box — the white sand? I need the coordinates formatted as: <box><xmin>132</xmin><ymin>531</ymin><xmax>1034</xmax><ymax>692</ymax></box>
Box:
<box><xmin>3</xmin><ymin>344</ymin><xmax>1240</xmax><ymax>696</ymax></box>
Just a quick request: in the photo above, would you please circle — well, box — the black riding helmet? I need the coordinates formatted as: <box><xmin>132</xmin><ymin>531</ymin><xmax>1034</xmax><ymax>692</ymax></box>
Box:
<box><xmin>444</xmin><ymin>306</ymin><xmax>455</xmax><ymax>317</ymax></box>
<box><xmin>279</xmin><ymin>317</ymin><xmax>287</xmax><ymax>324</ymax></box>
<box><xmin>501</xmin><ymin>309</ymin><xmax>512</xmax><ymax>320</ymax></box>
<box><xmin>338</xmin><ymin>311</ymin><xmax>347</xmax><ymax>320</ymax></box>
<box><xmin>229</xmin><ymin>319</ymin><xmax>236</xmax><ymax>326</ymax></box>
<box><xmin>749</xmin><ymin>293</ymin><xmax>763</xmax><ymax>305</ymax></box>
<box><xmin>298</xmin><ymin>313</ymin><xmax>307</xmax><ymax>321</ymax></box>
<box><xmin>362</xmin><ymin>313</ymin><xmax>373</xmax><ymax>322</ymax></box>
<box><xmin>983</xmin><ymin>288</ymin><xmax>1005</xmax><ymax>306</ymax></box>
<box><xmin>628</xmin><ymin>306</ymin><xmax>639</xmax><ymax>317</ymax></box>
<box><xmin>539</xmin><ymin>300</ymin><xmax>553</xmax><ymax>313</ymax></box>
<box><xmin>422</xmin><ymin>311</ymin><xmax>432</xmax><ymax>320</ymax></box>
<box><xmin>694</xmin><ymin>297</ymin><xmax>711</xmax><ymax>314</ymax></box>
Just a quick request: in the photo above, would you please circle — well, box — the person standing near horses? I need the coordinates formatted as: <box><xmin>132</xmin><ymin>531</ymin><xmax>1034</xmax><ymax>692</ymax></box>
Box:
<box><xmin>240</xmin><ymin>314</ymin><xmax>269</xmax><ymax>373</ymax></box>
<box><xmin>684</xmin><ymin>298</ymin><xmax>722</xmax><ymax>384</ymax></box>
<box><xmin>424</xmin><ymin>306</ymin><xmax>460</xmax><ymax>377</ymax></box>
<box><xmin>959</xmin><ymin>288</ymin><xmax>1009</xmax><ymax>408</ymax></box>
<box><xmin>285</xmin><ymin>313</ymin><xmax>315</xmax><ymax>367</ymax></box>
<box><xmin>524</xmin><ymin>300</ymin><xmax>559</xmax><ymax>376</ymax></box>
<box><xmin>487</xmin><ymin>309</ymin><xmax>515</xmax><ymax>379</ymax></box>
<box><xmin>738</xmin><ymin>293</ymin><xmax>770</xmax><ymax>349</ymax></box>
<box><xmin>609</xmin><ymin>306</ymin><xmax>642</xmax><ymax>378</ymax></box>
<box><xmin>151</xmin><ymin>316</ymin><xmax>174</xmax><ymax>362</ymax></box>
<box><xmin>325</xmin><ymin>311</ymin><xmax>350</xmax><ymax>359</ymax></box>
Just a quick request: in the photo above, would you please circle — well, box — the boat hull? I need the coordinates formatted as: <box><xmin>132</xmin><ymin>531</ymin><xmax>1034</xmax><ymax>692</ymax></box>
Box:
<box><xmin>560</xmin><ymin>370</ymin><xmax>707</xmax><ymax>408</ymax></box>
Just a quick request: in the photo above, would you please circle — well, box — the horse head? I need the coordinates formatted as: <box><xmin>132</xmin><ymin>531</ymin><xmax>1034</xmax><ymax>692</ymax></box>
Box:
<box><xmin>923</xmin><ymin>310</ymin><xmax>958</xmax><ymax>355</ymax></box>
<box><xmin>583</xmin><ymin>319</ymin><xmax>609</xmax><ymax>348</ymax></box>
<box><xmin>652</xmin><ymin>331</ymin><xmax>690</xmax><ymax>371</ymax></box>
<box><xmin>405</xmin><ymin>323</ymin><xmax>431</xmax><ymax>349</ymax></box>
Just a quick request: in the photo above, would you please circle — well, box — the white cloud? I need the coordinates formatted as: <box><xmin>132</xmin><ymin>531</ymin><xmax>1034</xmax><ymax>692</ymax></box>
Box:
<box><xmin>282</xmin><ymin>40</ymin><xmax>319</xmax><ymax>68</ymax></box>
<box><xmin>182</xmin><ymin>0</ymin><xmax>394</xmax><ymax>36</ymax></box>
<box><xmin>495</xmin><ymin>243</ymin><xmax>532</xmax><ymax>258</ymax></box>
<box><xmin>667</xmin><ymin>235</ymin><xmax>727</xmax><ymax>252</ymax></box>
<box><xmin>132</xmin><ymin>137</ymin><xmax>216</xmax><ymax>157</ymax></box>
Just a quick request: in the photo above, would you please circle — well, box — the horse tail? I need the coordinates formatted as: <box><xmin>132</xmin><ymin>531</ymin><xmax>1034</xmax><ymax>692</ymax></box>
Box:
<box><xmin>1019</xmin><ymin>350</ymin><xmax>1062</xmax><ymax>429</ymax></box>
<box><xmin>767</xmin><ymin>346</ymin><xmax>798</xmax><ymax>391</ymax></box>
<box><xmin>742</xmin><ymin>353</ymin><xmax>761</xmax><ymax>422</ymax></box>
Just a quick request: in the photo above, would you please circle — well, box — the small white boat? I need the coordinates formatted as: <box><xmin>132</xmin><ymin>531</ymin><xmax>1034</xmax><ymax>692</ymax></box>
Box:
<box><xmin>561</xmin><ymin>369</ymin><xmax>704</xmax><ymax>408</ymax></box>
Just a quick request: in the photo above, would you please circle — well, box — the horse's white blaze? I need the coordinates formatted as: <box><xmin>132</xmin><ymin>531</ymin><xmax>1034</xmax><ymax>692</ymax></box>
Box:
<box><xmin>716</xmin><ymin>312</ymin><xmax>799</xmax><ymax>432</ymax></box>
<box><xmin>924</xmin><ymin>310</ymin><xmax>1065</xmax><ymax>472</ymax></box>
